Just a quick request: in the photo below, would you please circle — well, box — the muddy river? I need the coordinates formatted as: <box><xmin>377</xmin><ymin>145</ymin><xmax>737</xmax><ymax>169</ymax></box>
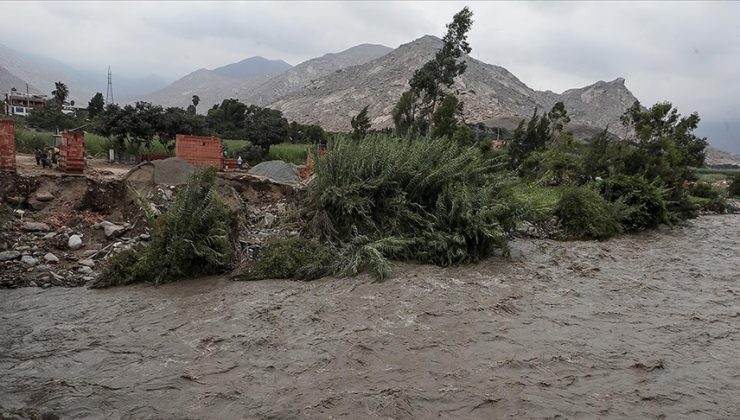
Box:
<box><xmin>1</xmin><ymin>216</ymin><xmax>738</xmax><ymax>419</ymax></box>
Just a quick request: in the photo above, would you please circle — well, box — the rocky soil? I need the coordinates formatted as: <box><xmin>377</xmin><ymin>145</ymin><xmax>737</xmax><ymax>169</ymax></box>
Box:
<box><xmin>1</xmin><ymin>215</ymin><xmax>737</xmax><ymax>419</ymax></box>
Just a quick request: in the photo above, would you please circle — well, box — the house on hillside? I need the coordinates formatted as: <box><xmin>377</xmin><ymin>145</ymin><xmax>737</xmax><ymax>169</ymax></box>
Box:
<box><xmin>3</xmin><ymin>91</ymin><xmax>47</xmax><ymax>116</ymax></box>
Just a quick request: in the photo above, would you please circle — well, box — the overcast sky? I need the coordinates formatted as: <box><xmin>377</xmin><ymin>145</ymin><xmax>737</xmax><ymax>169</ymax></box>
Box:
<box><xmin>2</xmin><ymin>1</ymin><xmax>739</xmax><ymax>150</ymax></box>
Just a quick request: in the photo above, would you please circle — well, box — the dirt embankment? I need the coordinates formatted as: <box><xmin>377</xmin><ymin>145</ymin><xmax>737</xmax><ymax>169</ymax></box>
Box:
<box><xmin>1</xmin><ymin>215</ymin><xmax>738</xmax><ymax>419</ymax></box>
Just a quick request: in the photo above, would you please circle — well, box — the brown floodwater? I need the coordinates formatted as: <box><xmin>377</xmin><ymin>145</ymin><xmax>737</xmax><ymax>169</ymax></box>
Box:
<box><xmin>1</xmin><ymin>216</ymin><xmax>739</xmax><ymax>419</ymax></box>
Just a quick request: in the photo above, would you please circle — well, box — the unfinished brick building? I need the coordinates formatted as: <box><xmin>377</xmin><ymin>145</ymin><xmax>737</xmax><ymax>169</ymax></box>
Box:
<box><xmin>59</xmin><ymin>131</ymin><xmax>85</xmax><ymax>174</ymax></box>
<box><xmin>0</xmin><ymin>119</ymin><xmax>16</xmax><ymax>172</ymax></box>
<box><xmin>175</xmin><ymin>134</ymin><xmax>223</xmax><ymax>169</ymax></box>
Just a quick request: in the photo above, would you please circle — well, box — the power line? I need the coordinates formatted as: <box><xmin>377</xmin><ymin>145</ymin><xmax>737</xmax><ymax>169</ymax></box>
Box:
<box><xmin>106</xmin><ymin>66</ymin><xmax>114</xmax><ymax>105</ymax></box>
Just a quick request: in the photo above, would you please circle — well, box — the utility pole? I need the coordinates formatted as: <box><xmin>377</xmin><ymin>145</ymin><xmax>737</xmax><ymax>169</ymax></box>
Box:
<box><xmin>106</xmin><ymin>66</ymin><xmax>114</xmax><ymax>105</ymax></box>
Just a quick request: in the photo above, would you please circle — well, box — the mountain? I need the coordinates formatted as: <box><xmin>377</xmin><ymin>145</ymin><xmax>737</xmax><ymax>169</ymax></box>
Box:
<box><xmin>212</xmin><ymin>56</ymin><xmax>292</xmax><ymax>80</ymax></box>
<box><xmin>244</xmin><ymin>44</ymin><xmax>393</xmax><ymax>106</ymax></box>
<box><xmin>269</xmin><ymin>36</ymin><xmax>639</xmax><ymax>135</ymax></box>
<box><xmin>0</xmin><ymin>64</ymin><xmax>40</xmax><ymax>95</ymax></box>
<box><xmin>0</xmin><ymin>43</ymin><xmax>166</xmax><ymax>103</ymax></box>
<box><xmin>139</xmin><ymin>44</ymin><xmax>392</xmax><ymax>110</ymax></box>
<box><xmin>138</xmin><ymin>56</ymin><xmax>293</xmax><ymax>109</ymax></box>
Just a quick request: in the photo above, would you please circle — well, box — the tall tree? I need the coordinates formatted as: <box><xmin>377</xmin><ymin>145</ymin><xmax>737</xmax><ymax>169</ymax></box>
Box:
<box><xmin>52</xmin><ymin>81</ymin><xmax>69</xmax><ymax>106</ymax></box>
<box><xmin>394</xmin><ymin>6</ymin><xmax>474</xmax><ymax>136</ymax></box>
<box><xmin>188</xmin><ymin>95</ymin><xmax>200</xmax><ymax>114</ymax></box>
<box><xmin>88</xmin><ymin>92</ymin><xmax>105</xmax><ymax>118</ymax></box>
<box><xmin>431</xmin><ymin>94</ymin><xmax>463</xmax><ymax>139</ymax></box>
<box><xmin>350</xmin><ymin>105</ymin><xmax>371</xmax><ymax>140</ymax></box>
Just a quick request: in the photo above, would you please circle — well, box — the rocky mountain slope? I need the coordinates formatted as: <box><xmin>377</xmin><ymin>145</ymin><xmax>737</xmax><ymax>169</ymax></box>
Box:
<box><xmin>270</xmin><ymin>36</ymin><xmax>638</xmax><ymax>135</ymax></box>
<box><xmin>211</xmin><ymin>56</ymin><xmax>292</xmax><ymax>80</ymax></box>
<box><xmin>0</xmin><ymin>64</ymin><xmax>40</xmax><ymax>96</ymax></box>
<box><xmin>243</xmin><ymin>44</ymin><xmax>393</xmax><ymax>106</ymax></box>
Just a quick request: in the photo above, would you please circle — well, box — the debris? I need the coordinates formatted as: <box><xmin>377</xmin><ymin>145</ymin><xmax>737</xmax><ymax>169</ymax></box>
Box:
<box><xmin>22</xmin><ymin>222</ymin><xmax>51</xmax><ymax>232</ymax></box>
<box><xmin>20</xmin><ymin>255</ymin><xmax>38</xmax><ymax>267</ymax></box>
<box><xmin>44</xmin><ymin>253</ymin><xmax>59</xmax><ymax>264</ymax></box>
<box><xmin>35</xmin><ymin>191</ymin><xmax>55</xmax><ymax>202</ymax></box>
<box><xmin>68</xmin><ymin>235</ymin><xmax>83</xmax><ymax>250</ymax></box>
<box><xmin>0</xmin><ymin>250</ymin><xmax>21</xmax><ymax>262</ymax></box>
<box><xmin>79</xmin><ymin>259</ymin><xmax>95</xmax><ymax>268</ymax></box>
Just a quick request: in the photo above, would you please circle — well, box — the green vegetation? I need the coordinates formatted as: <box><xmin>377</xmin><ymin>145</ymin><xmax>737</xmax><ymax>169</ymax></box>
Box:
<box><xmin>267</xmin><ymin>143</ymin><xmax>308</xmax><ymax>165</ymax></box>
<box><xmin>688</xmin><ymin>182</ymin><xmax>726</xmax><ymax>213</ymax></box>
<box><xmin>244</xmin><ymin>134</ymin><xmax>518</xmax><ymax>281</ymax></box>
<box><xmin>237</xmin><ymin>236</ymin><xmax>333</xmax><ymax>281</ymax></box>
<box><xmin>350</xmin><ymin>105</ymin><xmax>371</xmax><ymax>140</ymax></box>
<box><xmin>393</xmin><ymin>6</ymin><xmax>473</xmax><ymax>137</ymax></box>
<box><xmin>554</xmin><ymin>186</ymin><xmax>623</xmax><ymax>240</ymax></box>
<box><xmin>598</xmin><ymin>175</ymin><xmax>668</xmax><ymax>231</ymax></box>
<box><xmin>729</xmin><ymin>173</ymin><xmax>740</xmax><ymax>198</ymax></box>
<box><xmin>92</xmin><ymin>168</ymin><xmax>236</xmax><ymax>288</ymax></box>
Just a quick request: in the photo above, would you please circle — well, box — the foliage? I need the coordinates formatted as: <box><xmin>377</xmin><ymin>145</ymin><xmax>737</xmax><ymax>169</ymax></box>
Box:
<box><xmin>236</xmin><ymin>236</ymin><xmax>334</xmax><ymax>281</ymax></box>
<box><xmin>431</xmin><ymin>94</ymin><xmax>463</xmax><ymax>139</ymax></box>
<box><xmin>350</xmin><ymin>106</ymin><xmax>371</xmax><ymax>140</ymax></box>
<box><xmin>91</xmin><ymin>168</ymin><xmax>236</xmax><ymax>288</ymax></box>
<box><xmin>88</xmin><ymin>93</ymin><xmax>105</xmax><ymax>118</ymax></box>
<box><xmin>580</xmin><ymin>129</ymin><xmax>628</xmax><ymax>179</ymax></box>
<box><xmin>27</xmin><ymin>100</ymin><xmax>84</xmax><ymax>131</ymax></box>
<box><xmin>394</xmin><ymin>7</ymin><xmax>473</xmax><ymax>136</ymax></box>
<box><xmin>299</xmin><ymin>134</ymin><xmax>517</xmax><ymax>278</ymax></box>
<box><xmin>688</xmin><ymin>182</ymin><xmax>726</xmax><ymax>213</ymax></box>
<box><xmin>244</xmin><ymin>105</ymin><xmax>289</xmax><ymax>148</ymax></box>
<box><xmin>289</xmin><ymin>122</ymin><xmax>328</xmax><ymax>144</ymax></box>
<box><xmin>267</xmin><ymin>143</ymin><xmax>308</xmax><ymax>165</ymax></box>
<box><xmin>512</xmin><ymin>183</ymin><xmax>563</xmax><ymax>224</ymax></box>
<box><xmin>729</xmin><ymin>173</ymin><xmax>740</xmax><ymax>198</ymax></box>
<box><xmin>52</xmin><ymin>82</ymin><xmax>69</xmax><ymax>105</ymax></box>
<box><xmin>554</xmin><ymin>186</ymin><xmax>623</xmax><ymax>240</ymax></box>
<box><xmin>619</xmin><ymin>101</ymin><xmax>708</xmax><ymax>219</ymax></box>
<box><xmin>507</xmin><ymin>102</ymin><xmax>569</xmax><ymax>171</ymax></box>
<box><xmin>598</xmin><ymin>175</ymin><xmax>668</xmax><ymax>231</ymax></box>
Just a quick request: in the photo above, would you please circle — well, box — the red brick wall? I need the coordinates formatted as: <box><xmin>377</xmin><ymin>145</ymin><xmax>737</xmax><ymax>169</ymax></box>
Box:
<box><xmin>222</xmin><ymin>158</ymin><xmax>238</xmax><ymax>172</ymax></box>
<box><xmin>175</xmin><ymin>134</ymin><xmax>223</xmax><ymax>169</ymax></box>
<box><xmin>0</xmin><ymin>119</ymin><xmax>16</xmax><ymax>172</ymax></box>
<box><xmin>59</xmin><ymin>131</ymin><xmax>85</xmax><ymax>174</ymax></box>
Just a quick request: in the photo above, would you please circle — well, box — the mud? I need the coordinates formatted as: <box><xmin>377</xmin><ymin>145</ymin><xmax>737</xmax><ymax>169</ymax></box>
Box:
<box><xmin>1</xmin><ymin>216</ymin><xmax>738</xmax><ymax>419</ymax></box>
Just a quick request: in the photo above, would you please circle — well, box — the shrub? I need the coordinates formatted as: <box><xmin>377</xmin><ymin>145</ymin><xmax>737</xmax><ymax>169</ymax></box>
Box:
<box><xmin>689</xmin><ymin>182</ymin><xmax>726</xmax><ymax>213</ymax></box>
<box><xmin>598</xmin><ymin>175</ymin><xmax>667</xmax><ymax>231</ymax></box>
<box><xmin>91</xmin><ymin>167</ymin><xmax>236</xmax><ymax>288</ymax></box>
<box><xmin>554</xmin><ymin>186</ymin><xmax>622</xmax><ymax>240</ymax></box>
<box><xmin>730</xmin><ymin>174</ymin><xmax>740</xmax><ymax>198</ymax></box>
<box><xmin>237</xmin><ymin>236</ymin><xmax>333</xmax><ymax>281</ymax></box>
<box><xmin>304</xmin><ymin>134</ymin><xmax>518</xmax><ymax>277</ymax></box>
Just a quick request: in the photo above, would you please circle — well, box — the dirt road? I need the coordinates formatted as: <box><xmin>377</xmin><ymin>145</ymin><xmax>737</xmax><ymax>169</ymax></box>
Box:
<box><xmin>1</xmin><ymin>216</ymin><xmax>738</xmax><ymax>419</ymax></box>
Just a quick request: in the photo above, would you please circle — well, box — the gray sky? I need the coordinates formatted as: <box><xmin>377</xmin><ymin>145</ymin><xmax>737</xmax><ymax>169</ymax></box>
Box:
<box><xmin>2</xmin><ymin>1</ymin><xmax>739</xmax><ymax>150</ymax></box>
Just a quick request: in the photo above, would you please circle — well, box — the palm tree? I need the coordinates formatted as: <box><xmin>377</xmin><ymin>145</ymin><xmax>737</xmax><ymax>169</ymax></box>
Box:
<box><xmin>52</xmin><ymin>81</ymin><xmax>69</xmax><ymax>105</ymax></box>
<box><xmin>192</xmin><ymin>95</ymin><xmax>200</xmax><ymax>108</ymax></box>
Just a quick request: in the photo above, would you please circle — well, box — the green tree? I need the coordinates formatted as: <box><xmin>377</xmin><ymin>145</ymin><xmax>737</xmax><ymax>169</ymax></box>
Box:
<box><xmin>620</xmin><ymin>101</ymin><xmax>708</xmax><ymax>219</ymax></box>
<box><xmin>52</xmin><ymin>81</ymin><xmax>69</xmax><ymax>106</ymax></box>
<box><xmin>728</xmin><ymin>173</ymin><xmax>740</xmax><ymax>198</ymax></box>
<box><xmin>431</xmin><ymin>94</ymin><xmax>463</xmax><ymax>138</ymax></box>
<box><xmin>244</xmin><ymin>105</ymin><xmax>289</xmax><ymax>149</ymax></box>
<box><xmin>88</xmin><ymin>92</ymin><xmax>105</xmax><ymax>118</ymax></box>
<box><xmin>350</xmin><ymin>105</ymin><xmax>371</xmax><ymax>140</ymax></box>
<box><xmin>187</xmin><ymin>95</ymin><xmax>200</xmax><ymax>114</ymax></box>
<box><xmin>393</xmin><ymin>6</ymin><xmax>474</xmax><ymax>136</ymax></box>
<box><xmin>206</xmin><ymin>99</ymin><xmax>247</xmax><ymax>138</ymax></box>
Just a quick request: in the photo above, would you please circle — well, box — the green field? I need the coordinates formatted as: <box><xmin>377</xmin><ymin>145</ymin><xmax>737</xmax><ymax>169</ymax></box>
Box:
<box><xmin>694</xmin><ymin>167</ymin><xmax>740</xmax><ymax>183</ymax></box>
<box><xmin>267</xmin><ymin>143</ymin><xmax>308</xmax><ymax>165</ymax></box>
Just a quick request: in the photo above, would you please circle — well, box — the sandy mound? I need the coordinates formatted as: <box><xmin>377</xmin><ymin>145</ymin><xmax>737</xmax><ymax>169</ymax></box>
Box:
<box><xmin>248</xmin><ymin>160</ymin><xmax>301</xmax><ymax>184</ymax></box>
<box><xmin>124</xmin><ymin>158</ymin><xmax>196</xmax><ymax>186</ymax></box>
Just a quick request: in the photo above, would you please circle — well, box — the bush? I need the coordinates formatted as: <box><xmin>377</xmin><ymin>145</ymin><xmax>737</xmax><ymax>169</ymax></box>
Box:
<box><xmin>303</xmin><ymin>134</ymin><xmax>518</xmax><ymax>277</ymax></box>
<box><xmin>237</xmin><ymin>236</ymin><xmax>333</xmax><ymax>281</ymax></box>
<box><xmin>91</xmin><ymin>167</ymin><xmax>236</xmax><ymax>288</ymax></box>
<box><xmin>689</xmin><ymin>182</ymin><xmax>726</xmax><ymax>213</ymax></box>
<box><xmin>730</xmin><ymin>174</ymin><xmax>740</xmax><ymax>198</ymax></box>
<box><xmin>554</xmin><ymin>186</ymin><xmax>622</xmax><ymax>240</ymax></box>
<box><xmin>598</xmin><ymin>175</ymin><xmax>667</xmax><ymax>231</ymax></box>
<box><xmin>14</xmin><ymin>129</ymin><xmax>52</xmax><ymax>153</ymax></box>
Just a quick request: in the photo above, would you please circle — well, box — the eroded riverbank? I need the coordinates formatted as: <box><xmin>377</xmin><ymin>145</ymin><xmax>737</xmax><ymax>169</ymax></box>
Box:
<box><xmin>1</xmin><ymin>216</ymin><xmax>739</xmax><ymax>419</ymax></box>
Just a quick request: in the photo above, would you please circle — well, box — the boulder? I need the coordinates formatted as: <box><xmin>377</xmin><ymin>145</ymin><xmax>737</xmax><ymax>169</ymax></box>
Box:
<box><xmin>35</xmin><ymin>191</ymin><xmax>55</xmax><ymax>202</ymax></box>
<box><xmin>103</xmin><ymin>223</ymin><xmax>126</xmax><ymax>238</ymax></box>
<box><xmin>22</xmin><ymin>222</ymin><xmax>51</xmax><ymax>232</ymax></box>
<box><xmin>68</xmin><ymin>235</ymin><xmax>83</xmax><ymax>250</ymax></box>
<box><xmin>44</xmin><ymin>253</ymin><xmax>60</xmax><ymax>264</ymax></box>
<box><xmin>79</xmin><ymin>259</ymin><xmax>95</xmax><ymax>268</ymax></box>
<box><xmin>78</xmin><ymin>266</ymin><xmax>94</xmax><ymax>275</ymax></box>
<box><xmin>21</xmin><ymin>255</ymin><xmax>38</xmax><ymax>267</ymax></box>
<box><xmin>0</xmin><ymin>250</ymin><xmax>21</xmax><ymax>262</ymax></box>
